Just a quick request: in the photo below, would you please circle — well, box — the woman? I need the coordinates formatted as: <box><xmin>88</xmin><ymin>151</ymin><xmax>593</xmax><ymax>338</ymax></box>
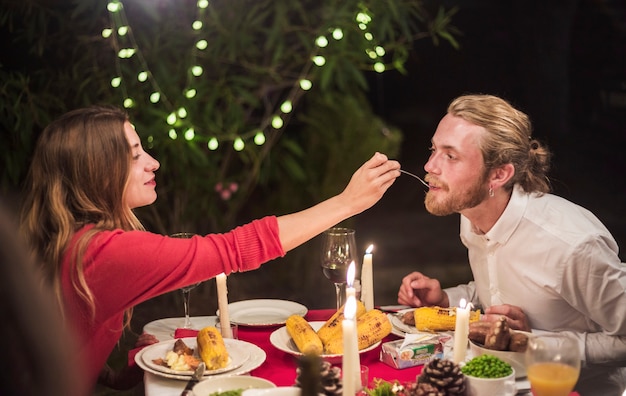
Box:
<box><xmin>19</xmin><ymin>105</ymin><xmax>400</xmax><ymax>390</ymax></box>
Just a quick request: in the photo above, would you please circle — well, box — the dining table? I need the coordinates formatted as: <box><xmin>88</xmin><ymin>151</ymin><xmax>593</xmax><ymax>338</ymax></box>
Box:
<box><xmin>138</xmin><ymin>308</ymin><xmax>542</xmax><ymax>396</ymax></box>
<box><xmin>139</xmin><ymin>309</ymin><xmax>430</xmax><ymax>396</ymax></box>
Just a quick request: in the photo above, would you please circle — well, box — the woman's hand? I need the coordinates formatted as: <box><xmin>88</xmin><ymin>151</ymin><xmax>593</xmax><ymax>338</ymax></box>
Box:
<box><xmin>338</xmin><ymin>152</ymin><xmax>401</xmax><ymax>215</ymax></box>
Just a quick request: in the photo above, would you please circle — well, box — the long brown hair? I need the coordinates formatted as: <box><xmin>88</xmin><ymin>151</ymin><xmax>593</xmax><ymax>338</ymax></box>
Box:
<box><xmin>448</xmin><ymin>94</ymin><xmax>552</xmax><ymax>194</ymax></box>
<box><xmin>20</xmin><ymin>105</ymin><xmax>145</xmax><ymax>321</ymax></box>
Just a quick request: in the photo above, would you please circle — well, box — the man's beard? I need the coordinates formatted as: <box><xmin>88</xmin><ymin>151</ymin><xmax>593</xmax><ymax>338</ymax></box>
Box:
<box><xmin>424</xmin><ymin>175</ymin><xmax>489</xmax><ymax>216</ymax></box>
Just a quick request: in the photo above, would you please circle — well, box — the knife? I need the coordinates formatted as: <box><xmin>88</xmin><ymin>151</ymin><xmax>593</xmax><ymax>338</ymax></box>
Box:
<box><xmin>181</xmin><ymin>362</ymin><xmax>205</xmax><ymax>396</ymax></box>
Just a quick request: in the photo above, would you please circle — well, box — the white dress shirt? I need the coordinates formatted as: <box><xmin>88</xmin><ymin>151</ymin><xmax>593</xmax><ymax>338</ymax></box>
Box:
<box><xmin>445</xmin><ymin>185</ymin><xmax>626</xmax><ymax>395</ymax></box>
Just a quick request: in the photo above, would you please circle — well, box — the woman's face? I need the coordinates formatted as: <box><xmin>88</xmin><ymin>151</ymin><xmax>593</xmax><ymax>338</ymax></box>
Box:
<box><xmin>123</xmin><ymin>121</ymin><xmax>160</xmax><ymax>209</ymax></box>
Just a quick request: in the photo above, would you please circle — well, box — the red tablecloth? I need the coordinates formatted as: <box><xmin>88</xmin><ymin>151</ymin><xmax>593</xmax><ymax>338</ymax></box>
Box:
<box><xmin>171</xmin><ymin>309</ymin><xmax>420</xmax><ymax>388</ymax></box>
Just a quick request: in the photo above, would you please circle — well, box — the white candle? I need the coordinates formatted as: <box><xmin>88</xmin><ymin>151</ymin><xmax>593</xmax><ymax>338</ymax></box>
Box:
<box><xmin>216</xmin><ymin>273</ymin><xmax>233</xmax><ymax>338</ymax></box>
<box><xmin>453</xmin><ymin>298</ymin><xmax>471</xmax><ymax>364</ymax></box>
<box><xmin>346</xmin><ymin>261</ymin><xmax>356</xmax><ymax>300</ymax></box>
<box><xmin>361</xmin><ymin>244</ymin><xmax>374</xmax><ymax>311</ymax></box>
<box><xmin>342</xmin><ymin>295</ymin><xmax>361</xmax><ymax>396</ymax></box>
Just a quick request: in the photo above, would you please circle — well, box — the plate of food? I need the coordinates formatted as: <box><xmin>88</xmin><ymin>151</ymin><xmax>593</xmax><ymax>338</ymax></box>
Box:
<box><xmin>218</xmin><ymin>299</ymin><xmax>308</xmax><ymax>327</ymax></box>
<box><xmin>389</xmin><ymin>306</ymin><xmax>481</xmax><ymax>337</ymax></box>
<box><xmin>135</xmin><ymin>337</ymin><xmax>266</xmax><ymax>380</ymax></box>
<box><xmin>269</xmin><ymin>321</ymin><xmax>381</xmax><ymax>364</ymax></box>
<box><xmin>140</xmin><ymin>337</ymin><xmax>248</xmax><ymax>376</ymax></box>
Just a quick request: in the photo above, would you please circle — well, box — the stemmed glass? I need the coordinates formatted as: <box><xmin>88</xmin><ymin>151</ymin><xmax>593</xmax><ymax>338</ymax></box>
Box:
<box><xmin>170</xmin><ymin>232</ymin><xmax>201</xmax><ymax>329</ymax></box>
<box><xmin>525</xmin><ymin>334</ymin><xmax>581</xmax><ymax>396</ymax></box>
<box><xmin>320</xmin><ymin>227</ymin><xmax>357</xmax><ymax>310</ymax></box>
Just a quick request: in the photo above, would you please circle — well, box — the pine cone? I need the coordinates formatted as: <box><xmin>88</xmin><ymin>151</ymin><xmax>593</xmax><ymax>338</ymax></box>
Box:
<box><xmin>417</xmin><ymin>358</ymin><xmax>465</xmax><ymax>395</ymax></box>
<box><xmin>295</xmin><ymin>358</ymin><xmax>342</xmax><ymax>396</ymax></box>
<box><xmin>405</xmin><ymin>381</ymin><xmax>445</xmax><ymax>396</ymax></box>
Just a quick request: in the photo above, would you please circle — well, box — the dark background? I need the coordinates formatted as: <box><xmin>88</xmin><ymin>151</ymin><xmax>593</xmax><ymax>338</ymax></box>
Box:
<box><xmin>133</xmin><ymin>0</ymin><xmax>626</xmax><ymax>328</ymax></box>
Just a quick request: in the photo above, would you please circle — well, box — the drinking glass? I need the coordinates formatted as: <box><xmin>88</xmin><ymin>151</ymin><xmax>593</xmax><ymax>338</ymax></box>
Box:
<box><xmin>525</xmin><ymin>334</ymin><xmax>581</xmax><ymax>396</ymax></box>
<box><xmin>170</xmin><ymin>232</ymin><xmax>201</xmax><ymax>329</ymax></box>
<box><xmin>320</xmin><ymin>227</ymin><xmax>357</xmax><ymax>310</ymax></box>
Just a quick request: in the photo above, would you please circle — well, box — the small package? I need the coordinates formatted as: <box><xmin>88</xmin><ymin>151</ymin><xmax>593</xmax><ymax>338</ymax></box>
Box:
<box><xmin>380</xmin><ymin>333</ymin><xmax>450</xmax><ymax>369</ymax></box>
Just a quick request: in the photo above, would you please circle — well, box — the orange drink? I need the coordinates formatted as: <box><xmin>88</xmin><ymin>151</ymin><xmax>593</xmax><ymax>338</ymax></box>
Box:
<box><xmin>527</xmin><ymin>362</ymin><xmax>579</xmax><ymax>396</ymax></box>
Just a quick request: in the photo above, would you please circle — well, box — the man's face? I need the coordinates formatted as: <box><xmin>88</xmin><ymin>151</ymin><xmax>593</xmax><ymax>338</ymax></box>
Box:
<box><xmin>423</xmin><ymin>113</ymin><xmax>490</xmax><ymax>216</ymax></box>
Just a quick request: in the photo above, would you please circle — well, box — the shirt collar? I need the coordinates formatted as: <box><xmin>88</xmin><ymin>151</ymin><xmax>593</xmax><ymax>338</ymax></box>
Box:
<box><xmin>481</xmin><ymin>184</ymin><xmax>529</xmax><ymax>245</ymax></box>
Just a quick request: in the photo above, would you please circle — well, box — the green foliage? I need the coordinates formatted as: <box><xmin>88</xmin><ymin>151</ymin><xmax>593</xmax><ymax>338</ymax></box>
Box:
<box><xmin>1</xmin><ymin>0</ymin><xmax>458</xmax><ymax>234</ymax></box>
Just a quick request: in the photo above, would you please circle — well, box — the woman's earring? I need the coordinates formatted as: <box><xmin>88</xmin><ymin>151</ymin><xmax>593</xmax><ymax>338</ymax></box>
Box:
<box><xmin>489</xmin><ymin>186</ymin><xmax>494</xmax><ymax>197</ymax></box>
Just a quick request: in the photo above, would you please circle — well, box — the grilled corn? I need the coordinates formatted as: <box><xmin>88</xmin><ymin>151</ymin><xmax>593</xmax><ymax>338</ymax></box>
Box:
<box><xmin>196</xmin><ymin>326</ymin><xmax>229</xmax><ymax>370</ymax></box>
<box><xmin>286</xmin><ymin>315</ymin><xmax>324</xmax><ymax>355</ymax></box>
<box><xmin>413</xmin><ymin>306</ymin><xmax>480</xmax><ymax>332</ymax></box>
<box><xmin>316</xmin><ymin>300</ymin><xmax>367</xmax><ymax>345</ymax></box>
<box><xmin>323</xmin><ymin>309</ymin><xmax>391</xmax><ymax>354</ymax></box>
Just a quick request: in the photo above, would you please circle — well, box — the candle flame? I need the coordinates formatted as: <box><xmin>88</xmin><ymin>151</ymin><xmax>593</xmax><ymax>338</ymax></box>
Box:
<box><xmin>344</xmin><ymin>295</ymin><xmax>357</xmax><ymax>320</ymax></box>
<box><xmin>346</xmin><ymin>261</ymin><xmax>355</xmax><ymax>287</ymax></box>
<box><xmin>366</xmin><ymin>244</ymin><xmax>374</xmax><ymax>254</ymax></box>
<box><xmin>459</xmin><ymin>298</ymin><xmax>466</xmax><ymax>309</ymax></box>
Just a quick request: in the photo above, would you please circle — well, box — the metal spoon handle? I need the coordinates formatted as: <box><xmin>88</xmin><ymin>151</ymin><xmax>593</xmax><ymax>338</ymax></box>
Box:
<box><xmin>399</xmin><ymin>169</ymin><xmax>429</xmax><ymax>188</ymax></box>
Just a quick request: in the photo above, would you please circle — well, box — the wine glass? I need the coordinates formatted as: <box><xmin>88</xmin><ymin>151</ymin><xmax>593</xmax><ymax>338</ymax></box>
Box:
<box><xmin>525</xmin><ymin>333</ymin><xmax>581</xmax><ymax>396</ymax></box>
<box><xmin>170</xmin><ymin>232</ymin><xmax>201</xmax><ymax>329</ymax></box>
<box><xmin>320</xmin><ymin>227</ymin><xmax>357</xmax><ymax>310</ymax></box>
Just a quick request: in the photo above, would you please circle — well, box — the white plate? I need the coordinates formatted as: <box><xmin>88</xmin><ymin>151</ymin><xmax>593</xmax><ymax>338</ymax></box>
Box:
<box><xmin>135</xmin><ymin>338</ymin><xmax>267</xmax><ymax>381</ymax></box>
<box><xmin>387</xmin><ymin>309</ymin><xmax>456</xmax><ymax>338</ymax></box>
<box><xmin>269</xmin><ymin>321</ymin><xmax>381</xmax><ymax>364</ymax></box>
<box><xmin>141</xmin><ymin>337</ymin><xmax>248</xmax><ymax>376</ymax></box>
<box><xmin>219</xmin><ymin>299</ymin><xmax>308</xmax><ymax>327</ymax></box>
<box><xmin>194</xmin><ymin>375</ymin><xmax>276</xmax><ymax>394</ymax></box>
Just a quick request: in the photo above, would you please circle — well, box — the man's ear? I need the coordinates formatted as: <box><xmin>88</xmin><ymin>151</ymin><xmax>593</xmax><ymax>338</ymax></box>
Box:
<box><xmin>490</xmin><ymin>163</ymin><xmax>515</xmax><ymax>189</ymax></box>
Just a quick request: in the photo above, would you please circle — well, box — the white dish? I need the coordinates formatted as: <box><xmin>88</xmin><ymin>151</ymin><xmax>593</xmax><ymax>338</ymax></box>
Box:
<box><xmin>194</xmin><ymin>375</ymin><xmax>276</xmax><ymax>395</ymax></box>
<box><xmin>141</xmin><ymin>337</ymin><xmax>248</xmax><ymax>376</ymax></box>
<box><xmin>269</xmin><ymin>321</ymin><xmax>381</xmax><ymax>364</ymax></box>
<box><xmin>135</xmin><ymin>338</ymin><xmax>266</xmax><ymax>381</ymax></box>
<box><xmin>387</xmin><ymin>309</ymin><xmax>454</xmax><ymax>338</ymax></box>
<box><xmin>243</xmin><ymin>386</ymin><xmax>303</xmax><ymax>396</ymax></box>
<box><xmin>219</xmin><ymin>299</ymin><xmax>308</xmax><ymax>327</ymax></box>
<box><xmin>469</xmin><ymin>333</ymin><xmax>531</xmax><ymax>379</ymax></box>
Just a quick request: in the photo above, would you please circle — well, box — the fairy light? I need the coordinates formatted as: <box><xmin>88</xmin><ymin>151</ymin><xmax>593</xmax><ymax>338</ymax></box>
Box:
<box><xmin>254</xmin><ymin>131</ymin><xmax>265</xmax><ymax>145</ymax></box>
<box><xmin>233</xmin><ymin>138</ymin><xmax>244</xmax><ymax>151</ymax></box>
<box><xmin>299</xmin><ymin>79</ymin><xmax>312</xmax><ymax>90</ymax></box>
<box><xmin>117</xmin><ymin>26</ymin><xmax>128</xmax><ymax>36</ymax></box>
<box><xmin>315</xmin><ymin>36</ymin><xmax>328</xmax><ymax>47</ymax></box>
<box><xmin>208</xmin><ymin>137</ymin><xmax>219</xmax><ymax>150</ymax></box>
<box><xmin>102</xmin><ymin>28</ymin><xmax>112</xmax><ymax>38</ymax></box>
<box><xmin>184</xmin><ymin>128</ymin><xmax>195</xmax><ymax>141</ymax></box>
<box><xmin>312</xmin><ymin>56</ymin><xmax>326</xmax><ymax>66</ymax></box>
<box><xmin>196</xmin><ymin>39</ymin><xmax>208</xmax><ymax>50</ymax></box>
<box><xmin>185</xmin><ymin>89</ymin><xmax>197</xmax><ymax>99</ymax></box>
<box><xmin>177</xmin><ymin>107</ymin><xmax>188</xmax><ymax>118</ymax></box>
<box><xmin>280</xmin><ymin>100</ymin><xmax>292</xmax><ymax>113</ymax></box>
<box><xmin>137</xmin><ymin>71</ymin><xmax>148</xmax><ymax>82</ymax></box>
<box><xmin>331</xmin><ymin>28</ymin><xmax>343</xmax><ymax>40</ymax></box>
<box><xmin>166</xmin><ymin>113</ymin><xmax>177</xmax><ymax>125</ymax></box>
<box><xmin>168</xmin><ymin>129</ymin><xmax>177</xmax><ymax>139</ymax></box>
<box><xmin>111</xmin><ymin>77</ymin><xmax>122</xmax><ymax>87</ymax></box>
<box><xmin>192</xmin><ymin>20</ymin><xmax>202</xmax><ymax>30</ymax></box>
<box><xmin>271</xmin><ymin>115</ymin><xmax>283</xmax><ymax>129</ymax></box>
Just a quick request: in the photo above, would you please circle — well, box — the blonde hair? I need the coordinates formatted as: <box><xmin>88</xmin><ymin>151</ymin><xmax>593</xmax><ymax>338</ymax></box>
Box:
<box><xmin>448</xmin><ymin>94</ymin><xmax>552</xmax><ymax>194</ymax></box>
<box><xmin>20</xmin><ymin>105</ymin><xmax>144</xmax><ymax>323</ymax></box>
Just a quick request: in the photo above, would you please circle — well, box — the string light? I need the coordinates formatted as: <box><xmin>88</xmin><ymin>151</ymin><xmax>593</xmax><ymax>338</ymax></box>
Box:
<box><xmin>104</xmin><ymin>0</ymin><xmax>388</xmax><ymax>149</ymax></box>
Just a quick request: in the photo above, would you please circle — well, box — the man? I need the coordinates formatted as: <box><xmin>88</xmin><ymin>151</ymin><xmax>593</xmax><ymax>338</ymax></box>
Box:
<box><xmin>397</xmin><ymin>94</ymin><xmax>626</xmax><ymax>395</ymax></box>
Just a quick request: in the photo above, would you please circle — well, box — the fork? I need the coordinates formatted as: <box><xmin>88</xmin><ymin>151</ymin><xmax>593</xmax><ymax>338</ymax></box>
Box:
<box><xmin>399</xmin><ymin>169</ymin><xmax>429</xmax><ymax>188</ymax></box>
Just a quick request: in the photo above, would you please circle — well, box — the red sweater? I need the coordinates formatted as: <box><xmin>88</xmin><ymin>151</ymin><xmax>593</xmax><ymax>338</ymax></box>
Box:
<box><xmin>61</xmin><ymin>216</ymin><xmax>284</xmax><ymax>388</ymax></box>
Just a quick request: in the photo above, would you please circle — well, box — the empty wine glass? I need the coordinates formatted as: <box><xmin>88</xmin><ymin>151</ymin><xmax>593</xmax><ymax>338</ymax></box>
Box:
<box><xmin>320</xmin><ymin>227</ymin><xmax>357</xmax><ymax>310</ymax></box>
<box><xmin>525</xmin><ymin>333</ymin><xmax>581</xmax><ymax>396</ymax></box>
<box><xmin>170</xmin><ymin>232</ymin><xmax>201</xmax><ymax>329</ymax></box>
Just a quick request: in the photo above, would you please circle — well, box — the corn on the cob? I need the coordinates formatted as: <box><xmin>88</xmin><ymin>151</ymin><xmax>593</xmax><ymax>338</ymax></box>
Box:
<box><xmin>196</xmin><ymin>326</ymin><xmax>229</xmax><ymax>370</ymax></box>
<box><xmin>286</xmin><ymin>315</ymin><xmax>324</xmax><ymax>355</ymax></box>
<box><xmin>323</xmin><ymin>309</ymin><xmax>391</xmax><ymax>354</ymax></box>
<box><xmin>413</xmin><ymin>306</ymin><xmax>481</xmax><ymax>332</ymax></box>
<box><xmin>316</xmin><ymin>300</ymin><xmax>367</xmax><ymax>345</ymax></box>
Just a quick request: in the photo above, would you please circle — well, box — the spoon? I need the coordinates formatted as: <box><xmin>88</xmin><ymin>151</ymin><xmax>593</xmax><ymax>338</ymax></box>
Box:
<box><xmin>399</xmin><ymin>169</ymin><xmax>429</xmax><ymax>188</ymax></box>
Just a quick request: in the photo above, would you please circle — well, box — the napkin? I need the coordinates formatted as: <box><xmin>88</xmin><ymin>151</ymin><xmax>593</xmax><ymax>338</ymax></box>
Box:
<box><xmin>174</xmin><ymin>328</ymin><xmax>199</xmax><ymax>339</ymax></box>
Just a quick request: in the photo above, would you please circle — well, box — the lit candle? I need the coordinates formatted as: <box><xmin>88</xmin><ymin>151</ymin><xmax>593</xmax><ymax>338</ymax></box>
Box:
<box><xmin>342</xmin><ymin>295</ymin><xmax>361</xmax><ymax>396</ymax></box>
<box><xmin>453</xmin><ymin>298</ymin><xmax>471</xmax><ymax>364</ymax></box>
<box><xmin>346</xmin><ymin>261</ymin><xmax>356</xmax><ymax>300</ymax></box>
<box><xmin>361</xmin><ymin>244</ymin><xmax>374</xmax><ymax>311</ymax></box>
<box><xmin>216</xmin><ymin>273</ymin><xmax>233</xmax><ymax>338</ymax></box>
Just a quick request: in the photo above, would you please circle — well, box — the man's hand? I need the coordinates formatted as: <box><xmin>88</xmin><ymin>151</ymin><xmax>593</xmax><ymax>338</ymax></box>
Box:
<box><xmin>483</xmin><ymin>304</ymin><xmax>531</xmax><ymax>332</ymax></box>
<box><xmin>397</xmin><ymin>271</ymin><xmax>449</xmax><ymax>307</ymax></box>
